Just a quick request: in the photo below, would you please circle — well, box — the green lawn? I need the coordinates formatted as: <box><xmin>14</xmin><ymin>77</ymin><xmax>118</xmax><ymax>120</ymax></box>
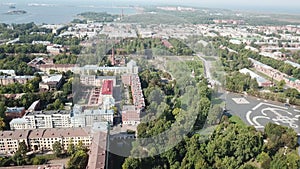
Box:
<box><xmin>229</xmin><ymin>115</ymin><xmax>247</xmax><ymax>127</ymax></box>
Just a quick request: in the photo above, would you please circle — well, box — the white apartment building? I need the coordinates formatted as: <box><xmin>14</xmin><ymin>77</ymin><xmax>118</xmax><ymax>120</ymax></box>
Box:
<box><xmin>10</xmin><ymin>110</ymin><xmax>72</xmax><ymax>130</ymax></box>
<box><xmin>71</xmin><ymin>108</ymin><xmax>114</xmax><ymax>127</ymax></box>
<box><xmin>0</xmin><ymin>130</ymin><xmax>29</xmax><ymax>154</ymax></box>
<box><xmin>27</xmin><ymin>128</ymin><xmax>92</xmax><ymax>152</ymax></box>
<box><xmin>0</xmin><ymin>127</ymin><xmax>92</xmax><ymax>154</ymax></box>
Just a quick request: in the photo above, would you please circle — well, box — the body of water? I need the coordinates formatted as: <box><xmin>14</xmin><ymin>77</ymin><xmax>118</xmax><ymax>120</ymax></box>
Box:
<box><xmin>0</xmin><ymin>0</ymin><xmax>138</xmax><ymax>24</ymax></box>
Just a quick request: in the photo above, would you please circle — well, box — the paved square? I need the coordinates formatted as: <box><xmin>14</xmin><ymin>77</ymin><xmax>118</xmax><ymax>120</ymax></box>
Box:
<box><xmin>226</xmin><ymin>93</ymin><xmax>300</xmax><ymax>134</ymax></box>
<box><xmin>232</xmin><ymin>98</ymin><xmax>250</xmax><ymax>104</ymax></box>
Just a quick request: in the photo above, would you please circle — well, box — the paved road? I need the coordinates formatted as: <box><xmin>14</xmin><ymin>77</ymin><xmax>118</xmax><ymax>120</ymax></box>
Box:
<box><xmin>197</xmin><ymin>53</ymin><xmax>221</xmax><ymax>86</ymax></box>
<box><xmin>226</xmin><ymin>92</ymin><xmax>300</xmax><ymax>134</ymax></box>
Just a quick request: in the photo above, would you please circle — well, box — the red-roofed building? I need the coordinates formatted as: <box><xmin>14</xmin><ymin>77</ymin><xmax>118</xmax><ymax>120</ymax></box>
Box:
<box><xmin>162</xmin><ymin>39</ymin><xmax>173</xmax><ymax>49</ymax></box>
<box><xmin>101</xmin><ymin>80</ymin><xmax>113</xmax><ymax>95</ymax></box>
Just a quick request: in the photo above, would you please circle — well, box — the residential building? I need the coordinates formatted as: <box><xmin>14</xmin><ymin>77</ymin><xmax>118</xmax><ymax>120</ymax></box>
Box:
<box><xmin>0</xmin><ymin>127</ymin><xmax>91</xmax><ymax>154</ymax></box>
<box><xmin>239</xmin><ymin>68</ymin><xmax>272</xmax><ymax>87</ymax></box>
<box><xmin>87</xmin><ymin>122</ymin><xmax>108</xmax><ymax>169</ymax></box>
<box><xmin>10</xmin><ymin>110</ymin><xmax>72</xmax><ymax>130</ymax></box>
<box><xmin>39</xmin><ymin>74</ymin><xmax>63</xmax><ymax>90</ymax></box>
<box><xmin>9</xmin><ymin>118</ymin><xmax>29</xmax><ymax>130</ymax></box>
<box><xmin>5</xmin><ymin>107</ymin><xmax>26</xmax><ymax>119</ymax></box>
<box><xmin>1</xmin><ymin>123</ymin><xmax>107</xmax><ymax>169</ymax></box>
<box><xmin>249</xmin><ymin>58</ymin><xmax>300</xmax><ymax>91</ymax></box>
<box><xmin>71</xmin><ymin>107</ymin><xmax>114</xmax><ymax>127</ymax></box>
<box><xmin>74</xmin><ymin>60</ymin><xmax>139</xmax><ymax>75</ymax></box>
<box><xmin>121</xmin><ymin>105</ymin><xmax>141</xmax><ymax>125</ymax></box>
<box><xmin>80</xmin><ymin>75</ymin><xmax>116</xmax><ymax>87</ymax></box>
<box><xmin>28</xmin><ymin>57</ymin><xmax>76</xmax><ymax>73</ymax></box>
<box><xmin>0</xmin><ymin>76</ymin><xmax>35</xmax><ymax>86</ymax></box>
<box><xmin>0</xmin><ymin>70</ymin><xmax>16</xmax><ymax>76</ymax></box>
<box><xmin>121</xmin><ymin>73</ymin><xmax>145</xmax><ymax>125</ymax></box>
<box><xmin>0</xmin><ymin>130</ymin><xmax>30</xmax><ymax>154</ymax></box>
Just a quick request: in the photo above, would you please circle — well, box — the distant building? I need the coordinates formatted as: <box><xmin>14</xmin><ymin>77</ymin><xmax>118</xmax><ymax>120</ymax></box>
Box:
<box><xmin>0</xmin><ymin>70</ymin><xmax>16</xmax><ymax>76</ymax></box>
<box><xmin>121</xmin><ymin>105</ymin><xmax>141</xmax><ymax>125</ymax></box>
<box><xmin>9</xmin><ymin>118</ymin><xmax>29</xmax><ymax>130</ymax></box>
<box><xmin>5</xmin><ymin>107</ymin><xmax>26</xmax><ymax>119</ymax></box>
<box><xmin>74</xmin><ymin>60</ymin><xmax>139</xmax><ymax>75</ymax></box>
<box><xmin>28</xmin><ymin>57</ymin><xmax>76</xmax><ymax>73</ymax></box>
<box><xmin>0</xmin><ymin>127</ymin><xmax>92</xmax><ymax>155</ymax></box>
<box><xmin>249</xmin><ymin>58</ymin><xmax>300</xmax><ymax>91</ymax></box>
<box><xmin>71</xmin><ymin>106</ymin><xmax>114</xmax><ymax>127</ymax></box>
<box><xmin>46</xmin><ymin>44</ymin><xmax>64</xmax><ymax>55</ymax></box>
<box><xmin>0</xmin><ymin>76</ymin><xmax>35</xmax><ymax>86</ymax></box>
<box><xmin>39</xmin><ymin>74</ymin><xmax>63</xmax><ymax>91</ymax></box>
<box><xmin>10</xmin><ymin>110</ymin><xmax>72</xmax><ymax>130</ymax></box>
<box><xmin>121</xmin><ymin>74</ymin><xmax>145</xmax><ymax>125</ymax></box>
<box><xmin>32</xmin><ymin>40</ymin><xmax>51</xmax><ymax>45</ymax></box>
<box><xmin>239</xmin><ymin>68</ymin><xmax>272</xmax><ymax>87</ymax></box>
<box><xmin>80</xmin><ymin>75</ymin><xmax>116</xmax><ymax>87</ymax></box>
<box><xmin>285</xmin><ymin>60</ymin><xmax>300</xmax><ymax>69</ymax></box>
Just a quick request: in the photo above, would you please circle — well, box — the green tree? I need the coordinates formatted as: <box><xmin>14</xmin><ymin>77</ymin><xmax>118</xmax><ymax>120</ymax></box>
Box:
<box><xmin>12</xmin><ymin>141</ymin><xmax>28</xmax><ymax>165</ymax></box>
<box><xmin>67</xmin><ymin>139</ymin><xmax>75</xmax><ymax>156</ymax></box>
<box><xmin>0</xmin><ymin>117</ymin><xmax>5</xmax><ymax>130</ymax></box>
<box><xmin>67</xmin><ymin>150</ymin><xmax>89</xmax><ymax>169</ymax></box>
<box><xmin>257</xmin><ymin>152</ymin><xmax>271</xmax><ymax>169</ymax></box>
<box><xmin>52</xmin><ymin>141</ymin><xmax>63</xmax><ymax>157</ymax></box>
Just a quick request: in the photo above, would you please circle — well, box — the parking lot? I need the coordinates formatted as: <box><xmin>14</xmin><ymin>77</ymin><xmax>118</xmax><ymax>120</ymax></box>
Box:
<box><xmin>226</xmin><ymin>93</ymin><xmax>300</xmax><ymax>134</ymax></box>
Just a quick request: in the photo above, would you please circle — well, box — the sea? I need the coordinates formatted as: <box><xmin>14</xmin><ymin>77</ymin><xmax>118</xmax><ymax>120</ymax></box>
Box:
<box><xmin>0</xmin><ymin>0</ymin><xmax>299</xmax><ymax>25</ymax></box>
<box><xmin>0</xmin><ymin>0</ymin><xmax>140</xmax><ymax>24</ymax></box>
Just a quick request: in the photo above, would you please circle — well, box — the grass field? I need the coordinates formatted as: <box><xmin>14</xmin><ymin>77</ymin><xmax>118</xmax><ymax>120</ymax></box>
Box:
<box><xmin>229</xmin><ymin>115</ymin><xmax>247</xmax><ymax>127</ymax></box>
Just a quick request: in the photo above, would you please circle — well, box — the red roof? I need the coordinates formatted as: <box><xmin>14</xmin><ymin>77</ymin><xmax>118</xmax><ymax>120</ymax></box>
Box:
<box><xmin>101</xmin><ymin>80</ymin><xmax>113</xmax><ymax>95</ymax></box>
<box><xmin>162</xmin><ymin>40</ymin><xmax>173</xmax><ymax>49</ymax></box>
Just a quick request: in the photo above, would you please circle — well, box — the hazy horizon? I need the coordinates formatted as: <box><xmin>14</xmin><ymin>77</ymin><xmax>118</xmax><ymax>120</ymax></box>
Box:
<box><xmin>1</xmin><ymin>0</ymin><xmax>300</xmax><ymax>14</ymax></box>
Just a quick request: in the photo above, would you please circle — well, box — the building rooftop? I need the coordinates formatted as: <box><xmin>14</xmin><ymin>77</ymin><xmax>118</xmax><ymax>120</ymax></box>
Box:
<box><xmin>42</xmin><ymin>74</ymin><xmax>63</xmax><ymax>83</ymax></box>
<box><xmin>83</xmin><ymin>109</ymin><xmax>114</xmax><ymax>115</ymax></box>
<box><xmin>248</xmin><ymin>58</ymin><xmax>274</xmax><ymax>70</ymax></box>
<box><xmin>27</xmin><ymin>100</ymin><xmax>40</xmax><ymax>112</ymax></box>
<box><xmin>9</xmin><ymin>118</ymin><xmax>27</xmax><ymax>124</ymax></box>
<box><xmin>43</xmin><ymin>128</ymin><xmax>90</xmax><ymax>138</ymax></box>
<box><xmin>285</xmin><ymin>60</ymin><xmax>300</xmax><ymax>68</ymax></box>
<box><xmin>27</xmin><ymin>110</ymin><xmax>70</xmax><ymax>116</ymax></box>
<box><xmin>87</xmin><ymin>123</ymin><xmax>107</xmax><ymax>169</ymax></box>
<box><xmin>101</xmin><ymin>80</ymin><xmax>113</xmax><ymax>95</ymax></box>
<box><xmin>239</xmin><ymin>68</ymin><xmax>270</xmax><ymax>83</ymax></box>
<box><xmin>5</xmin><ymin>107</ymin><xmax>25</xmax><ymax>113</ymax></box>
<box><xmin>0</xmin><ymin>76</ymin><xmax>35</xmax><ymax>79</ymax></box>
<box><xmin>0</xmin><ymin>130</ymin><xmax>29</xmax><ymax>140</ymax></box>
<box><xmin>28</xmin><ymin>129</ymin><xmax>46</xmax><ymax>139</ymax></box>
<box><xmin>0</xmin><ymin>70</ymin><xmax>15</xmax><ymax>76</ymax></box>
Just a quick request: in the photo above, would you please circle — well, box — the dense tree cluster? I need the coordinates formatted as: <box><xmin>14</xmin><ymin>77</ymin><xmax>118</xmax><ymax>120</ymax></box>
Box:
<box><xmin>67</xmin><ymin>141</ymin><xmax>89</xmax><ymax>169</ymax></box>
<box><xmin>123</xmin><ymin>120</ymin><xmax>300</xmax><ymax>169</ymax></box>
<box><xmin>0</xmin><ymin>44</ymin><xmax>46</xmax><ymax>54</ymax></box>
<box><xmin>0</xmin><ymin>22</ymin><xmax>50</xmax><ymax>40</ymax></box>
<box><xmin>78</xmin><ymin>12</ymin><xmax>119</xmax><ymax>22</ymax></box>
<box><xmin>0</xmin><ymin>54</ymin><xmax>35</xmax><ymax>75</ymax></box>
<box><xmin>53</xmin><ymin>53</ymin><xmax>78</xmax><ymax>64</ymax></box>
<box><xmin>114</xmin><ymin>38</ymin><xmax>193</xmax><ymax>56</ymax></box>
<box><xmin>226</xmin><ymin>72</ymin><xmax>259</xmax><ymax>92</ymax></box>
<box><xmin>0</xmin><ymin>74</ymin><xmax>41</xmax><ymax>94</ymax></box>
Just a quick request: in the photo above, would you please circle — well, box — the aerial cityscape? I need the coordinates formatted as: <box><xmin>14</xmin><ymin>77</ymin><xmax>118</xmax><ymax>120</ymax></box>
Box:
<box><xmin>0</xmin><ymin>1</ymin><xmax>300</xmax><ymax>169</ymax></box>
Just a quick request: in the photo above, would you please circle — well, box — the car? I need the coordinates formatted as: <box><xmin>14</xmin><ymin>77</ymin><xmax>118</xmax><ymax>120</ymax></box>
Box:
<box><xmin>284</xmin><ymin>103</ymin><xmax>290</xmax><ymax>107</ymax></box>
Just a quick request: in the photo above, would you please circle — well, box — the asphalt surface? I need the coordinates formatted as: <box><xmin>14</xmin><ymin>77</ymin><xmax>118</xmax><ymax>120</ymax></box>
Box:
<box><xmin>225</xmin><ymin>92</ymin><xmax>300</xmax><ymax>134</ymax></box>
